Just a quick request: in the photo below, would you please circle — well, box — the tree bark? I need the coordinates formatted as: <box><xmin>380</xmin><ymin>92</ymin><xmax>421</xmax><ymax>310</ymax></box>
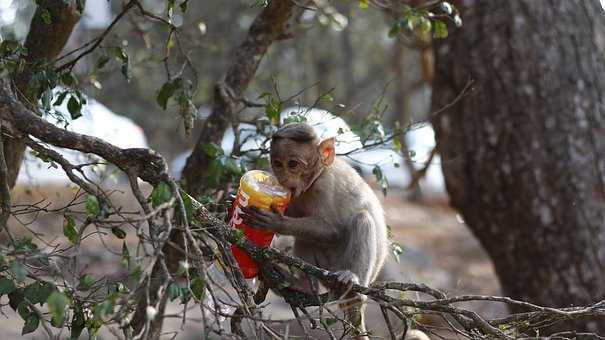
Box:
<box><xmin>431</xmin><ymin>0</ymin><xmax>605</xmax><ymax>334</ymax></box>
<box><xmin>4</xmin><ymin>0</ymin><xmax>83</xmax><ymax>188</ymax></box>
<box><xmin>132</xmin><ymin>1</ymin><xmax>297</xmax><ymax>337</ymax></box>
<box><xmin>181</xmin><ymin>0</ymin><xmax>295</xmax><ymax>198</ymax></box>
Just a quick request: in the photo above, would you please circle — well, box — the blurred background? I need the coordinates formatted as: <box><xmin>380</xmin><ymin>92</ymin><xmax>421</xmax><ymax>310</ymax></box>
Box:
<box><xmin>3</xmin><ymin>0</ymin><xmax>605</xmax><ymax>338</ymax></box>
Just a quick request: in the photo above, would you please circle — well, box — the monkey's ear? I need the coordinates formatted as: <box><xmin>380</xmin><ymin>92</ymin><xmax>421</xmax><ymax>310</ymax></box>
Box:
<box><xmin>318</xmin><ymin>137</ymin><xmax>336</xmax><ymax>166</ymax></box>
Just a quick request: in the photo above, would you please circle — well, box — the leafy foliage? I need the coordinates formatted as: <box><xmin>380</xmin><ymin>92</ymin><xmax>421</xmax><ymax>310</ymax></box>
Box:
<box><xmin>387</xmin><ymin>1</ymin><xmax>461</xmax><ymax>40</ymax></box>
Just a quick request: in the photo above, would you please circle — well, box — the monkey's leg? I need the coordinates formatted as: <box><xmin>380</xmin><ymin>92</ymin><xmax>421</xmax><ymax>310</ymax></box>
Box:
<box><xmin>339</xmin><ymin>210</ymin><xmax>380</xmax><ymax>339</ymax></box>
<box><xmin>345</xmin><ymin>210</ymin><xmax>380</xmax><ymax>286</ymax></box>
<box><xmin>340</xmin><ymin>292</ymin><xmax>368</xmax><ymax>340</ymax></box>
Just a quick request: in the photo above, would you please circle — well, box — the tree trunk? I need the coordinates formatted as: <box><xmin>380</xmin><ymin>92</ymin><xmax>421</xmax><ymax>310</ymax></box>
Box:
<box><xmin>4</xmin><ymin>0</ymin><xmax>83</xmax><ymax>188</ymax></box>
<box><xmin>181</xmin><ymin>0</ymin><xmax>295</xmax><ymax>198</ymax></box>
<box><xmin>431</xmin><ymin>0</ymin><xmax>605</xmax><ymax>334</ymax></box>
<box><xmin>132</xmin><ymin>1</ymin><xmax>297</xmax><ymax>337</ymax></box>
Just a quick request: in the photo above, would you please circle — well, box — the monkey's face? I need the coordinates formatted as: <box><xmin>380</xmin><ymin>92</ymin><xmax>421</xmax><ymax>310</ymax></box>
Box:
<box><xmin>269</xmin><ymin>139</ymin><xmax>322</xmax><ymax>198</ymax></box>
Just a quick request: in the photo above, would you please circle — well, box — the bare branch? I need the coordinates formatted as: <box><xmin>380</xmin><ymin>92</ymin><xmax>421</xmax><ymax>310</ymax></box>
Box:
<box><xmin>182</xmin><ymin>0</ymin><xmax>297</xmax><ymax>196</ymax></box>
<box><xmin>0</xmin><ymin>80</ymin><xmax>168</xmax><ymax>185</ymax></box>
<box><xmin>55</xmin><ymin>0</ymin><xmax>137</xmax><ymax>72</ymax></box>
<box><xmin>0</xmin><ymin>128</ymin><xmax>11</xmax><ymax>229</ymax></box>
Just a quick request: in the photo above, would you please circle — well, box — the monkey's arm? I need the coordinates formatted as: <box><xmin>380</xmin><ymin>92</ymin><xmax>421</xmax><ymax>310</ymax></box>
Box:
<box><xmin>240</xmin><ymin>206</ymin><xmax>339</xmax><ymax>244</ymax></box>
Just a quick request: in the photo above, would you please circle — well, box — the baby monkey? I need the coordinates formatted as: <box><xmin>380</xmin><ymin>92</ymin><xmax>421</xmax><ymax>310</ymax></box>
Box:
<box><xmin>241</xmin><ymin>122</ymin><xmax>388</xmax><ymax>338</ymax></box>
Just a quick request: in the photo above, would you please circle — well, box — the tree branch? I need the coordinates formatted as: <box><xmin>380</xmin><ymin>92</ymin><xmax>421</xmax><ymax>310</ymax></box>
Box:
<box><xmin>56</xmin><ymin>0</ymin><xmax>136</xmax><ymax>72</ymax></box>
<box><xmin>5</xmin><ymin>0</ymin><xmax>85</xmax><ymax>189</ymax></box>
<box><xmin>0</xmin><ymin>127</ymin><xmax>11</xmax><ymax>229</ymax></box>
<box><xmin>182</xmin><ymin>0</ymin><xmax>297</xmax><ymax>197</ymax></box>
<box><xmin>0</xmin><ymin>80</ymin><xmax>168</xmax><ymax>186</ymax></box>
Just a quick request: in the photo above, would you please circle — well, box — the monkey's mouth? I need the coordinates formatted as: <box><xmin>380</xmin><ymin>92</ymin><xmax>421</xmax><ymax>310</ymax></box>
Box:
<box><xmin>288</xmin><ymin>187</ymin><xmax>298</xmax><ymax>197</ymax></box>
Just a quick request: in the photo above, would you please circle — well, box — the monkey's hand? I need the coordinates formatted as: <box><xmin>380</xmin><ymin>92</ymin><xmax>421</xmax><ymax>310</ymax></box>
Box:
<box><xmin>240</xmin><ymin>206</ymin><xmax>286</xmax><ymax>233</ymax></box>
<box><xmin>333</xmin><ymin>270</ymin><xmax>360</xmax><ymax>298</ymax></box>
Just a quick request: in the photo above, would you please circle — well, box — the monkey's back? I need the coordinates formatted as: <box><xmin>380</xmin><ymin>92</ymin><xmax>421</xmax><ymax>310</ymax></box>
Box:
<box><xmin>289</xmin><ymin>157</ymin><xmax>389</xmax><ymax>285</ymax></box>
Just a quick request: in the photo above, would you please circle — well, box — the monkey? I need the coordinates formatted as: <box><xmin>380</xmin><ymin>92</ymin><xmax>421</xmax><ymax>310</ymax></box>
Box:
<box><xmin>240</xmin><ymin>122</ymin><xmax>389</xmax><ymax>339</ymax></box>
<box><xmin>405</xmin><ymin>330</ymin><xmax>432</xmax><ymax>340</ymax></box>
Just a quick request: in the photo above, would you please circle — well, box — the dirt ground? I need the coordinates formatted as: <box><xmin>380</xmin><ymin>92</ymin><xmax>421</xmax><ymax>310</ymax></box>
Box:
<box><xmin>2</xmin><ymin>185</ymin><xmax>505</xmax><ymax>339</ymax></box>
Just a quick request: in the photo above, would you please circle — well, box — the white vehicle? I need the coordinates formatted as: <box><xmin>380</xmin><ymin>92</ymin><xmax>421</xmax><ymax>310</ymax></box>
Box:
<box><xmin>170</xmin><ymin>107</ymin><xmax>362</xmax><ymax>178</ymax></box>
<box><xmin>17</xmin><ymin>91</ymin><xmax>148</xmax><ymax>186</ymax></box>
<box><xmin>346</xmin><ymin>123</ymin><xmax>445</xmax><ymax>197</ymax></box>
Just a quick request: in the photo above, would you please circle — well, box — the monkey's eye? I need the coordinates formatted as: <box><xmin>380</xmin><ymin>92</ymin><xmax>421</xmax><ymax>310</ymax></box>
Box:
<box><xmin>273</xmin><ymin>160</ymin><xmax>284</xmax><ymax>169</ymax></box>
<box><xmin>287</xmin><ymin>160</ymin><xmax>299</xmax><ymax>169</ymax></box>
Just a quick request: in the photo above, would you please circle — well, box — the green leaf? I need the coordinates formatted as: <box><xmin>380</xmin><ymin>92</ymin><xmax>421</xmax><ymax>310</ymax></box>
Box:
<box><xmin>190</xmin><ymin>277</ymin><xmax>204</xmax><ymax>301</ymax></box>
<box><xmin>254</xmin><ymin>156</ymin><xmax>270</xmax><ymax>169</ymax></box>
<box><xmin>372</xmin><ymin>166</ymin><xmax>389</xmax><ymax>196</ymax></box>
<box><xmin>111</xmin><ymin>227</ymin><xmax>126</xmax><ymax>239</ymax></box>
<box><xmin>393</xmin><ymin>138</ymin><xmax>402</xmax><ymax>151</ymax></box>
<box><xmin>122</xmin><ymin>242</ymin><xmax>130</xmax><ymax>259</ymax></box>
<box><xmin>92</xmin><ymin>302</ymin><xmax>108</xmax><ymax>322</ymax></box>
<box><xmin>18</xmin><ymin>302</ymin><xmax>30</xmax><ymax>320</ymax></box>
<box><xmin>257</xmin><ymin>92</ymin><xmax>272</xmax><ymax>100</ymax></box>
<box><xmin>8</xmin><ymin>290</ymin><xmax>24</xmax><ymax>310</ymax></box>
<box><xmin>156</xmin><ymin>77</ymin><xmax>182</xmax><ymax>110</ymax></box>
<box><xmin>0</xmin><ymin>277</ymin><xmax>16</xmax><ymax>295</ymax></box>
<box><xmin>22</xmin><ymin>313</ymin><xmax>40</xmax><ymax>335</ymax></box>
<box><xmin>60</xmin><ymin>73</ymin><xmax>76</xmax><ymax>87</ymax></box>
<box><xmin>131</xmin><ymin>266</ymin><xmax>143</xmax><ymax>281</ymax></box>
<box><xmin>47</xmin><ymin>291</ymin><xmax>69</xmax><ymax>326</ymax></box>
<box><xmin>325</xmin><ymin>317</ymin><xmax>338</xmax><ymax>326</ymax></box>
<box><xmin>320</xmin><ymin>94</ymin><xmax>334</xmax><ymax>102</ymax></box>
<box><xmin>24</xmin><ymin>282</ymin><xmax>54</xmax><ymax>305</ymax></box>
<box><xmin>433</xmin><ymin>20</ymin><xmax>448</xmax><ymax>39</ymax></box>
<box><xmin>63</xmin><ymin>215</ymin><xmax>79</xmax><ymax>244</ymax></box>
<box><xmin>388</xmin><ymin>23</ymin><xmax>401</xmax><ymax>38</ymax></box>
<box><xmin>182</xmin><ymin>193</ymin><xmax>194</xmax><ymax>223</ymax></box>
<box><xmin>358</xmin><ymin>0</ymin><xmax>369</xmax><ymax>9</ymax></box>
<box><xmin>179</xmin><ymin>286</ymin><xmax>191</xmax><ymax>304</ymax></box>
<box><xmin>96</xmin><ymin>55</ymin><xmax>110</xmax><ymax>70</ymax></box>
<box><xmin>418</xmin><ymin>16</ymin><xmax>432</xmax><ymax>35</ymax></box>
<box><xmin>233</xmin><ymin>228</ymin><xmax>245</xmax><ymax>241</ymax></box>
<box><xmin>166</xmin><ymin>0</ymin><xmax>176</xmax><ymax>13</ymax></box>
<box><xmin>40</xmin><ymin>9</ymin><xmax>52</xmax><ymax>25</ymax></box>
<box><xmin>70</xmin><ymin>307</ymin><xmax>86</xmax><ymax>339</ymax></box>
<box><xmin>206</xmin><ymin>159</ymin><xmax>224</xmax><ymax>188</ymax></box>
<box><xmin>10</xmin><ymin>262</ymin><xmax>26</xmax><ymax>282</ymax></box>
<box><xmin>80</xmin><ymin>274</ymin><xmax>95</xmax><ymax>290</ymax></box>
<box><xmin>224</xmin><ymin>158</ymin><xmax>241</xmax><ymax>175</ymax></box>
<box><xmin>251</xmin><ymin>0</ymin><xmax>268</xmax><ymax>7</ymax></box>
<box><xmin>108</xmin><ymin>47</ymin><xmax>131</xmax><ymax>80</ymax></box>
<box><xmin>168</xmin><ymin>282</ymin><xmax>181</xmax><ymax>301</ymax></box>
<box><xmin>53</xmin><ymin>90</ymin><xmax>69</xmax><ymax>107</ymax></box>
<box><xmin>67</xmin><ymin>95</ymin><xmax>82</xmax><ymax>120</ymax></box>
<box><xmin>372</xmin><ymin>165</ymin><xmax>383</xmax><ymax>181</ymax></box>
<box><xmin>265</xmin><ymin>98</ymin><xmax>281</xmax><ymax>125</ymax></box>
<box><xmin>150</xmin><ymin>182</ymin><xmax>172</xmax><ymax>207</ymax></box>
<box><xmin>41</xmin><ymin>89</ymin><xmax>52</xmax><ymax>110</ymax></box>
<box><xmin>179</xmin><ymin>0</ymin><xmax>189</xmax><ymax>12</ymax></box>
<box><xmin>14</xmin><ymin>237</ymin><xmax>38</xmax><ymax>252</ymax></box>
<box><xmin>121</xmin><ymin>242</ymin><xmax>130</xmax><ymax>269</ymax></box>
<box><xmin>391</xmin><ymin>242</ymin><xmax>405</xmax><ymax>262</ymax></box>
<box><xmin>85</xmin><ymin>195</ymin><xmax>101</xmax><ymax>217</ymax></box>
<box><xmin>201</xmin><ymin>143</ymin><xmax>224</xmax><ymax>158</ymax></box>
